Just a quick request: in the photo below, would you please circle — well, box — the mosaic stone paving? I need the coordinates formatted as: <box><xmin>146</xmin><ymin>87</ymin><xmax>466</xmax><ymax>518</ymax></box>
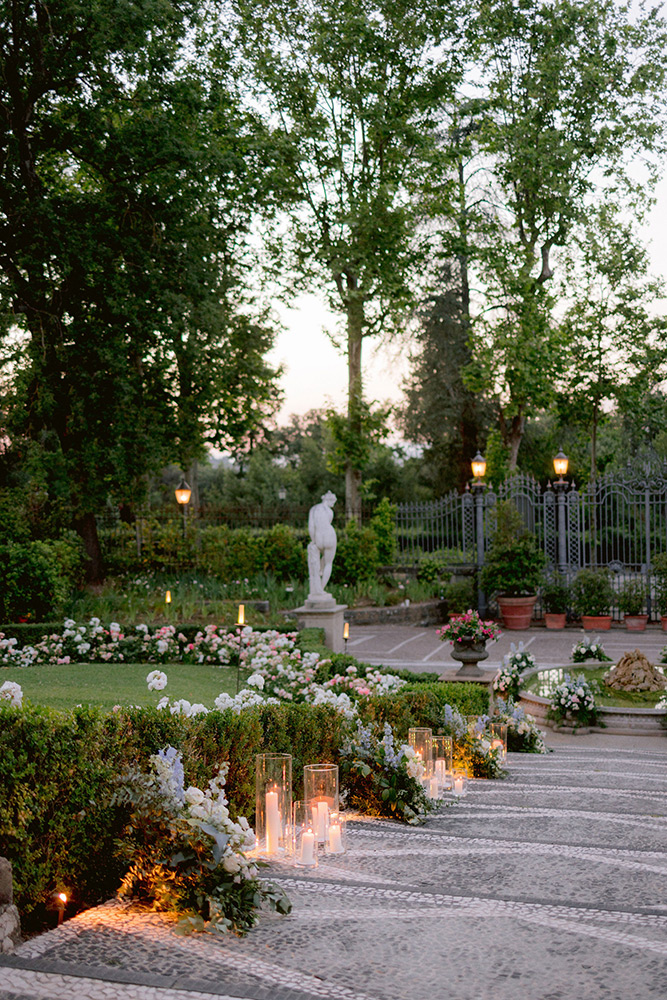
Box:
<box><xmin>1</xmin><ymin>743</ymin><xmax>666</xmax><ymax>1000</ymax></box>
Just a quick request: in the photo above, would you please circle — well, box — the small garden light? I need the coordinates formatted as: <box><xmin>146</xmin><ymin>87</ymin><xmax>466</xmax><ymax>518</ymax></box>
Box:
<box><xmin>237</xmin><ymin>604</ymin><xmax>245</xmax><ymax>626</ymax></box>
<box><xmin>343</xmin><ymin>621</ymin><xmax>349</xmax><ymax>651</ymax></box>
<box><xmin>471</xmin><ymin>451</ymin><xmax>486</xmax><ymax>480</ymax></box>
<box><xmin>53</xmin><ymin>891</ymin><xmax>67</xmax><ymax>925</ymax></box>
<box><xmin>165</xmin><ymin>590</ymin><xmax>172</xmax><ymax>604</ymax></box>
<box><xmin>553</xmin><ymin>449</ymin><xmax>569</xmax><ymax>481</ymax></box>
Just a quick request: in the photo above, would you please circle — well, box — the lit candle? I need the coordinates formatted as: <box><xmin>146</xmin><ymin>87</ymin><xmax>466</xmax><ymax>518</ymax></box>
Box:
<box><xmin>328</xmin><ymin>820</ymin><xmax>343</xmax><ymax>853</ymax></box>
<box><xmin>265</xmin><ymin>789</ymin><xmax>281</xmax><ymax>854</ymax></box>
<box><xmin>300</xmin><ymin>828</ymin><xmax>315</xmax><ymax>865</ymax></box>
<box><xmin>165</xmin><ymin>590</ymin><xmax>171</xmax><ymax>604</ymax></box>
<box><xmin>429</xmin><ymin>775</ymin><xmax>440</xmax><ymax>799</ymax></box>
<box><xmin>491</xmin><ymin>738</ymin><xmax>504</xmax><ymax>757</ymax></box>
<box><xmin>237</xmin><ymin>604</ymin><xmax>245</xmax><ymax>625</ymax></box>
<box><xmin>453</xmin><ymin>776</ymin><xmax>466</xmax><ymax>797</ymax></box>
<box><xmin>435</xmin><ymin>759</ymin><xmax>446</xmax><ymax>783</ymax></box>
<box><xmin>316</xmin><ymin>800</ymin><xmax>329</xmax><ymax>843</ymax></box>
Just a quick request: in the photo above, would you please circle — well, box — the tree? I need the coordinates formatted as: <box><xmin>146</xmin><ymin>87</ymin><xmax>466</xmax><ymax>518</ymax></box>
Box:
<box><xmin>400</xmin><ymin>264</ymin><xmax>487</xmax><ymax>493</ymax></box>
<box><xmin>232</xmin><ymin>0</ymin><xmax>466</xmax><ymax>520</ymax></box>
<box><xmin>0</xmin><ymin>0</ymin><xmax>282</xmax><ymax>577</ymax></box>
<box><xmin>556</xmin><ymin>208</ymin><xmax>667</xmax><ymax>480</ymax></box>
<box><xmin>464</xmin><ymin>0</ymin><xmax>667</xmax><ymax>467</ymax></box>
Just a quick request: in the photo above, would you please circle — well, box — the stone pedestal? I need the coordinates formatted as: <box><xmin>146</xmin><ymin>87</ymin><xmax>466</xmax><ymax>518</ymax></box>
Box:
<box><xmin>0</xmin><ymin>858</ymin><xmax>20</xmax><ymax>953</ymax></box>
<box><xmin>293</xmin><ymin>598</ymin><xmax>347</xmax><ymax>653</ymax></box>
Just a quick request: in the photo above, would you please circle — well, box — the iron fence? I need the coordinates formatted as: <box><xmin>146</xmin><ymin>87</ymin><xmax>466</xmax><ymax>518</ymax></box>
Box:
<box><xmin>395</xmin><ymin>468</ymin><xmax>667</xmax><ymax>620</ymax></box>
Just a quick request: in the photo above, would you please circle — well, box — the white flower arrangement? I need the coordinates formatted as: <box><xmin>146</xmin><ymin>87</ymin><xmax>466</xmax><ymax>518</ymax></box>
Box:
<box><xmin>0</xmin><ymin>680</ymin><xmax>23</xmax><ymax>708</ymax></box>
<box><xmin>571</xmin><ymin>634</ymin><xmax>612</xmax><ymax>663</ymax></box>
<box><xmin>549</xmin><ymin>672</ymin><xmax>597</xmax><ymax>725</ymax></box>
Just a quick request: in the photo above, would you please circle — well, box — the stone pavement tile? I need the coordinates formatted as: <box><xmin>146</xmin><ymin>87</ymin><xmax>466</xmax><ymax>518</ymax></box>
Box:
<box><xmin>0</xmin><ymin>966</ymin><xmax>254</xmax><ymax>1000</ymax></box>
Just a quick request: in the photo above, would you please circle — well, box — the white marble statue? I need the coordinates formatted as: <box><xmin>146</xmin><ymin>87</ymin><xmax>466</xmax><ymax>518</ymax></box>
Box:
<box><xmin>307</xmin><ymin>491</ymin><xmax>337</xmax><ymax>600</ymax></box>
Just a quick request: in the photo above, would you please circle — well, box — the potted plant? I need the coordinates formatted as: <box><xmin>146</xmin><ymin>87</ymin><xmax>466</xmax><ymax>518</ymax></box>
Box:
<box><xmin>542</xmin><ymin>574</ymin><xmax>570</xmax><ymax>629</ymax></box>
<box><xmin>437</xmin><ymin>610</ymin><xmax>502</xmax><ymax>676</ymax></box>
<box><xmin>479</xmin><ymin>501</ymin><xmax>546</xmax><ymax>630</ymax></box>
<box><xmin>618</xmin><ymin>579</ymin><xmax>648</xmax><ymax>631</ymax></box>
<box><xmin>571</xmin><ymin>568</ymin><xmax>613</xmax><ymax>630</ymax></box>
<box><xmin>652</xmin><ymin>553</ymin><xmax>667</xmax><ymax>630</ymax></box>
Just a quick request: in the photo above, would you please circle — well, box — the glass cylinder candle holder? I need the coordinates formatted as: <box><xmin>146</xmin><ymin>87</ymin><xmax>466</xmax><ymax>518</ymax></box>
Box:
<box><xmin>304</xmin><ymin>764</ymin><xmax>339</xmax><ymax>845</ymax></box>
<box><xmin>326</xmin><ymin>810</ymin><xmax>347</xmax><ymax>854</ymax></box>
<box><xmin>408</xmin><ymin>727</ymin><xmax>433</xmax><ymax>777</ymax></box>
<box><xmin>451</xmin><ymin>770</ymin><xmax>469</xmax><ymax>798</ymax></box>
<box><xmin>292</xmin><ymin>801</ymin><xmax>318</xmax><ymax>868</ymax></box>
<box><xmin>255</xmin><ymin>753</ymin><xmax>292</xmax><ymax>858</ymax></box>
<box><xmin>490</xmin><ymin>722</ymin><xmax>508</xmax><ymax>761</ymax></box>
<box><xmin>432</xmin><ymin>735</ymin><xmax>453</xmax><ymax>791</ymax></box>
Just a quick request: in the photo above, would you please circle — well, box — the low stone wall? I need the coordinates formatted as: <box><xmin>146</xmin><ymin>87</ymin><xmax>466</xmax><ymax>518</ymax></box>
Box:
<box><xmin>519</xmin><ymin>688</ymin><xmax>667</xmax><ymax>736</ymax></box>
<box><xmin>344</xmin><ymin>600</ymin><xmax>447</xmax><ymax>627</ymax></box>
<box><xmin>0</xmin><ymin>858</ymin><xmax>21</xmax><ymax>953</ymax></box>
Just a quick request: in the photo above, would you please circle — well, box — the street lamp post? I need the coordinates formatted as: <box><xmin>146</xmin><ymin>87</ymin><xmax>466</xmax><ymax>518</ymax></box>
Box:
<box><xmin>553</xmin><ymin>450</ymin><xmax>569</xmax><ymax>574</ymax></box>
<box><xmin>175</xmin><ymin>476</ymin><xmax>192</xmax><ymax>542</ymax></box>
<box><xmin>471</xmin><ymin>452</ymin><xmax>487</xmax><ymax>616</ymax></box>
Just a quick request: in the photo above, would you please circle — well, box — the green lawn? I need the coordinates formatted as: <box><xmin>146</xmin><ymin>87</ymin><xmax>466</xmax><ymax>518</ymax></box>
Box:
<box><xmin>0</xmin><ymin>661</ymin><xmax>248</xmax><ymax>712</ymax></box>
<box><xmin>524</xmin><ymin>665</ymin><xmax>667</xmax><ymax>708</ymax></box>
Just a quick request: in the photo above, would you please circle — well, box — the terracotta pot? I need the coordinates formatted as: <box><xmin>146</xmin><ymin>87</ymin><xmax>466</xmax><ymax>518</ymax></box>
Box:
<box><xmin>544</xmin><ymin>612</ymin><xmax>567</xmax><ymax>630</ymax></box>
<box><xmin>497</xmin><ymin>595</ymin><xmax>537</xmax><ymax>630</ymax></box>
<box><xmin>624</xmin><ymin>614</ymin><xmax>648</xmax><ymax>631</ymax></box>
<box><xmin>581</xmin><ymin>615</ymin><xmax>612</xmax><ymax>631</ymax></box>
<box><xmin>661</xmin><ymin>616</ymin><xmax>667</xmax><ymax>632</ymax></box>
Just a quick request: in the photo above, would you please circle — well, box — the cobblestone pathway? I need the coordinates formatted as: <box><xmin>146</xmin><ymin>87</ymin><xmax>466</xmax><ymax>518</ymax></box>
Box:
<box><xmin>1</xmin><ymin>741</ymin><xmax>666</xmax><ymax>1000</ymax></box>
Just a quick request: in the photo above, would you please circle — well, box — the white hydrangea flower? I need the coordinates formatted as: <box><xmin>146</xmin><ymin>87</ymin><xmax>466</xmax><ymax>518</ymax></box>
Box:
<box><xmin>146</xmin><ymin>669</ymin><xmax>168</xmax><ymax>691</ymax></box>
<box><xmin>0</xmin><ymin>680</ymin><xmax>23</xmax><ymax>708</ymax></box>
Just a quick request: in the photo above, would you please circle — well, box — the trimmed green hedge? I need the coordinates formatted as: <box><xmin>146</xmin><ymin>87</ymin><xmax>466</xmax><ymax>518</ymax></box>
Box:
<box><xmin>0</xmin><ymin>702</ymin><xmax>346</xmax><ymax>931</ymax></box>
<box><xmin>358</xmin><ymin>684</ymin><xmax>490</xmax><ymax>739</ymax></box>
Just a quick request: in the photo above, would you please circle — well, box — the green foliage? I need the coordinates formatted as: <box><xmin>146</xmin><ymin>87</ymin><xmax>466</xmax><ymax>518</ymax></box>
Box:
<box><xmin>339</xmin><ymin>722</ymin><xmax>433</xmax><ymax>825</ymax></box>
<box><xmin>653</xmin><ymin>553</ymin><xmax>667</xmax><ymax>616</ymax></box>
<box><xmin>571</xmin><ymin>569</ymin><xmax>614</xmax><ymax>617</ymax></box>
<box><xmin>331</xmin><ymin>521</ymin><xmax>380</xmax><ymax>584</ymax></box>
<box><xmin>480</xmin><ymin>502</ymin><xmax>546</xmax><ymax>597</ymax></box>
<box><xmin>444</xmin><ymin>578</ymin><xmax>475</xmax><ymax>613</ymax></box>
<box><xmin>0</xmin><ymin>538</ymin><xmax>85</xmax><ymax>622</ymax></box>
<box><xmin>617</xmin><ymin>580</ymin><xmax>646</xmax><ymax>616</ymax></box>
<box><xmin>541</xmin><ymin>574</ymin><xmax>570</xmax><ymax>614</ymax></box>
<box><xmin>369</xmin><ymin>498</ymin><xmax>397</xmax><ymax>564</ymax></box>
<box><xmin>358</xmin><ymin>684</ymin><xmax>490</xmax><ymax>738</ymax></box>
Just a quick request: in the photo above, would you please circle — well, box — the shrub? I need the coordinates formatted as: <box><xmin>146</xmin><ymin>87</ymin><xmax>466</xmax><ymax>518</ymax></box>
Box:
<box><xmin>618</xmin><ymin>579</ymin><xmax>646</xmax><ymax>616</ymax></box>
<box><xmin>331</xmin><ymin>520</ymin><xmax>379</xmax><ymax>584</ymax></box>
<box><xmin>0</xmin><ymin>701</ymin><xmax>348</xmax><ymax>930</ymax></box>
<box><xmin>369</xmin><ymin>497</ymin><xmax>397</xmax><ymax>564</ymax></box>
<box><xmin>479</xmin><ymin>502</ymin><xmax>545</xmax><ymax>597</ymax></box>
<box><xmin>653</xmin><ymin>553</ymin><xmax>667</xmax><ymax>616</ymax></box>
<box><xmin>571</xmin><ymin>569</ymin><xmax>613</xmax><ymax>617</ymax></box>
<box><xmin>542</xmin><ymin>574</ymin><xmax>570</xmax><ymax>614</ymax></box>
<box><xmin>358</xmin><ymin>683</ymin><xmax>490</xmax><ymax>738</ymax></box>
<box><xmin>0</xmin><ymin>539</ymin><xmax>85</xmax><ymax>623</ymax></box>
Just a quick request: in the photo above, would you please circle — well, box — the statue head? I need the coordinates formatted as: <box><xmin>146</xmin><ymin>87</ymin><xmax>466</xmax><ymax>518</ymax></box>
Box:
<box><xmin>321</xmin><ymin>490</ymin><xmax>337</xmax><ymax>506</ymax></box>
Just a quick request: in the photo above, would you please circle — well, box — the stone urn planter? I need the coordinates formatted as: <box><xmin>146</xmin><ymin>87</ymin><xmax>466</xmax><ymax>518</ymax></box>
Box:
<box><xmin>581</xmin><ymin>615</ymin><xmax>612</xmax><ymax>630</ymax></box>
<box><xmin>450</xmin><ymin>638</ymin><xmax>489</xmax><ymax>677</ymax></box>
<box><xmin>544</xmin><ymin>612</ymin><xmax>567</xmax><ymax>630</ymax></box>
<box><xmin>624</xmin><ymin>614</ymin><xmax>648</xmax><ymax>632</ymax></box>
<box><xmin>497</xmin><ymin>595</ymin><xmax>537</xmax><ymax>630</ymax></box>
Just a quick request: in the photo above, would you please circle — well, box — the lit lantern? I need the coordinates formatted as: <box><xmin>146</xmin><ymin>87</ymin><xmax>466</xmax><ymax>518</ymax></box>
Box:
<box><xmin>343</xmin><ymin>622</ymin><xmax>349</xmax><ymax>640</ymax></box>
<box><xmin>237</xmin><ymin>604</ymin><xmax>245</xmax><ymax>626</ymax></box>
<box><xmin>471</xmin><ymin>451</ymin><xmax>486</xmax><ymax>480</ymax></box>
<box><xmin>174</xmin><ymin>477</ymin><xmax>192</xmax><ymax>505</ymax></box>
<box><xmin>408</xmin><ymin>727</ymin><xmax>433</xmax><ymax>778</ymax></box>
<box><xmin>255</xmin><ymin>753</ymin><xmax>292</xmax><ymax>858</ymax></box>
<box><xmin>165</xmin><ymin>590</ymin><xmax>172</xmax><ymax>604</ymax></box>
<box><xmin>304</xmin><ymin>764</ymin><xmax>339</xmax><ymax>845</ymax></box>
<box><xmin>553</xmin><ymin>450</ymin><xmax>569</xmax><ymax>481</ymax></box>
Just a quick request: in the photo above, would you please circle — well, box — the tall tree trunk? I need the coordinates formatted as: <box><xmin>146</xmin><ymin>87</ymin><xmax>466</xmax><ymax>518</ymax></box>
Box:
<box><xmin>507</xmin><ymin>413</ymin><xmax>525</xmax><ymax>471</ymax></box>
<box><xmin>74</xmin><ymin>511</ymin><xmax>104</xmax><ymax>583</ymax></box>
<box><xmin>345</xmin><ymin>293</ymin><xmax>364</xmax><ymax>523</ymax></box>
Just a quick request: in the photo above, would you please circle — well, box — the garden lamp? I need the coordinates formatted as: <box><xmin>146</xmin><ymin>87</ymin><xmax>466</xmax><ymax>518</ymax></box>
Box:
<box><xmin>553</xmin><ymin>450</ymin><xmax>569</xmax><ymax>482</ymax></box>
<box><xmin>174</xmin><ymin>477</ymin><xmax>191</xmax><ymax>505</ymax></box>
<box><xmin>471</xmin><ymin>452</ymin><xmax>486</xmax><ymax>480</ymax></box>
